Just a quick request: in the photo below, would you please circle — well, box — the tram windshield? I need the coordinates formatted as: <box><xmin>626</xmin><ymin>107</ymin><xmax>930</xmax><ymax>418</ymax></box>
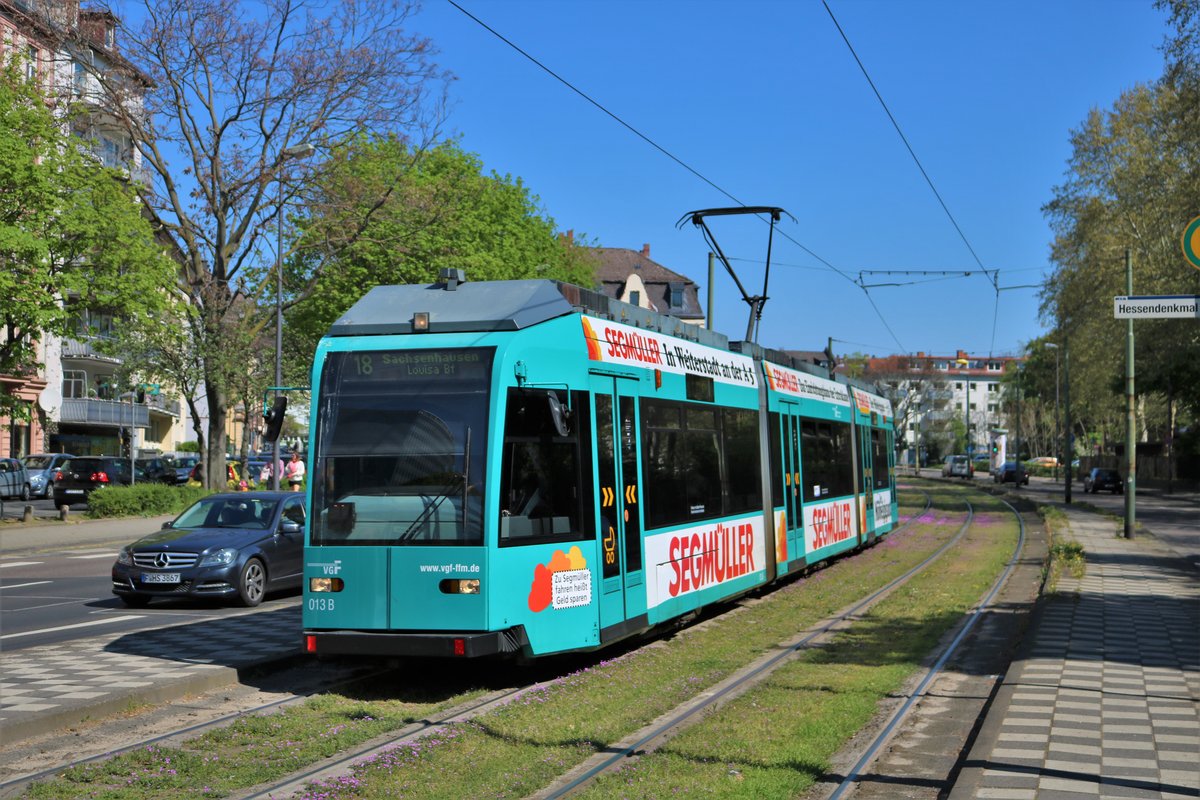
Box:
<box><xmin>310</xmin><ymin>348</ymin><xmax>493</xmax><ymax>546</ymax></box>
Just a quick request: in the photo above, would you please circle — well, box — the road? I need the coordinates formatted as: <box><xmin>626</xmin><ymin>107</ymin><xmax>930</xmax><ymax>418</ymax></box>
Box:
<box><xmin>1017</xmin><ymin>475</ymin><xmax>1200</xmax><ymax>566</ymax></box>
<box><xmin>0</xmin><ymin>515</ymin><xmax>300</xmax><ymax>651</ymax></box>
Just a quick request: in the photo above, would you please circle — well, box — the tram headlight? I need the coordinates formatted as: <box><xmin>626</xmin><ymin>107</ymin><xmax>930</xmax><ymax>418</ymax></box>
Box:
<box><xmin>440</xmin><ymin>578</ymin><xmax>480</xmax><ymax>594</ymax></box>
<box><xmin>309</xmin><ymin>577</ymin><xmax>344</xmax><ymax>592</ymax></box>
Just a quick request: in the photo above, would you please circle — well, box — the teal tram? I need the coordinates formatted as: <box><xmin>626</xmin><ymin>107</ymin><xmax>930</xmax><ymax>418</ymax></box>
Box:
<box><xmin>301</xmin><ymin>273</ymin><xmax>896</xmax><ymax>659</ymax></box>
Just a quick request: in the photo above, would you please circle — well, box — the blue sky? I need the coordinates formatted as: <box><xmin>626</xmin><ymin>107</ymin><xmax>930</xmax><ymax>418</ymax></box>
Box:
<box><xmin>412</xmin><ymin>0</ymin><xmax>1170</xmax><ymax>360</ymax></box>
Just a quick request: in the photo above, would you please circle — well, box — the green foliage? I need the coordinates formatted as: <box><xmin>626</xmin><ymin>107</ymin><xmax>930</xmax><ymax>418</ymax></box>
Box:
<box><xmin>175</xmin><ymin>441</ymin><xmax>200</xmax><ymax>453</ymax></box>
<box><xmin>0</xmin><ymin>61</ymin><xmax>176</xmax><ymax>421</ymax></box>
<box><xmin>1040</xmin><ymin>8</ymin><xmax>1200</xmax><ymax>450</ymax></box>
<box><xmin>85</xmin><ymin>484</ymin><xmax>214</xmax><ymax>518</ymax></box>
<box><xmin>283</xmin><ymin>138</ymin><xmax>598</xmax><ymax>375</ymax></box>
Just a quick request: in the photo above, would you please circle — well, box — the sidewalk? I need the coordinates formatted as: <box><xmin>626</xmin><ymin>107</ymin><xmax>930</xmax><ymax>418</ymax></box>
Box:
<box><xmin>0</xmin><ymin>605</ymin><xmax>302</xmax><ymax>744</ymax></box>
<box><xmin>950</xmin><ymin>504</ymin><xmax>1200</xmax><ymax>799</ymax></box>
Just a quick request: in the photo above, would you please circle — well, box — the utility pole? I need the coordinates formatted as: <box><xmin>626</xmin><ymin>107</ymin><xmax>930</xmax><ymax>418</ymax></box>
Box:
<box><xmin>707</xmin><ymin>251</ymin><xmax>715</xmax><ymax>330</ymax></box>
<box><xmin>1123</xmin><ymin>248</ymin><xmax>1136</xmax><ymax>538</ymax></box>
<box><xmin>1064</xmin><ymin>333</ymin><xmax>1072</xmax><ymax>504</ymax></box>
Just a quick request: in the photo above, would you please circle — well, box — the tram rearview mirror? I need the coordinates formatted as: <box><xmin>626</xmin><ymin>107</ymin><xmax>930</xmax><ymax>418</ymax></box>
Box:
<box><xmin>547</xmin><ymin>392</ymin><xmax>570</xmax><ymax>437</ymax></box>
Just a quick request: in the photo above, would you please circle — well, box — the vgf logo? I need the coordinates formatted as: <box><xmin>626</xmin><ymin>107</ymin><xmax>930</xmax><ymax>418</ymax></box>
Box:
<box><xmin>308</xmin><ymin>560</ymin><xmax>342</xmax><ymax>575</ymax></box>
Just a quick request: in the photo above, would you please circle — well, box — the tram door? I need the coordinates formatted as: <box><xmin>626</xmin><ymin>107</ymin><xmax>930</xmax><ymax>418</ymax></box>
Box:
<box><xmin>859</xmin><ymin>426</ymin><xmax>874</xmax><ymax>539</ymax></box>
<box><xmin>591</xmin><ymin>376</ymin><xmax>647</xmax><ymax>636</ymax></box>
<box><xmin>780</xmin><ymin>402</ymin><xmax>803</xmax><ymax>561</ymax></box>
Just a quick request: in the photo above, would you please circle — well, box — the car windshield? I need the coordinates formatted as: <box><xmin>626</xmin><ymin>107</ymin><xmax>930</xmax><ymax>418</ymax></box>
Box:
<box><xmin>23</xmin><ymin>456</ymin><xmax>53</xmax><ymax>469</ymax></box>
<box><xmin>167</xmin><ymin>456</ymin><xmax>198</xmax><ymax>468</ymax></box>
<box><xmin>174</xmin><ymin>497</ymin><xmax>278</xmax><ymax>529</ymax></box>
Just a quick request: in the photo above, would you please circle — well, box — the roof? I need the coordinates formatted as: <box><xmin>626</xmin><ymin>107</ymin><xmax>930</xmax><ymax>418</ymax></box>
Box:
<box><xmin>592</xmin><ymin>246</ymin><xmax>705</xmax><ymax>321</ymax></box>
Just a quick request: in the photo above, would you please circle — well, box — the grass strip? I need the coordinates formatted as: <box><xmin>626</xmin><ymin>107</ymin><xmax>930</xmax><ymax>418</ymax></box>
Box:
<box><xmin>23</xmin><ymin>485</ymin><xmax>966</xmax><ymax>800</ymax></box>
<box><xmin>577</xmin><ymin>492</ymin><xmax>1019</xmax><ymax>798</ymax></box>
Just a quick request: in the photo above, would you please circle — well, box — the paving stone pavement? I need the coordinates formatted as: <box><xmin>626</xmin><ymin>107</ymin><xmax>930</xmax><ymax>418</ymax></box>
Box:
<box><xmin>950</xmin><ymin>506</ymin><xmax>1200</xmax><ymax>800</ymax></box>
<box><xmin>0</xmin><ymin>605</ymin><xmax>301</xmax><ymax>744</ymax></box>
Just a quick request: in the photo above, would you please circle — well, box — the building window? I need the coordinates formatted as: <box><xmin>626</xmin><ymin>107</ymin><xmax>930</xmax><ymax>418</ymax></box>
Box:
<box><xmin>63</xmin><ymin>370</ymin><xmax>86</xmax><ymax>399</ymax></box>
<box><xmin>25</xmin><ymin>44</ymin><xmax>38</xmax><ymax>81</ymax></box>
<box><xmin>628</xmin><ymin>290</ymin><xmax>640</xmax><ymax>307</ymax></box>
<box><xmin>668</xmin><ymin>282</ymin><xmax>684</xmax><ymax>309</ymax></box>
<box><xmin>955</xmin><ymin>382</ymin><xmax>962</xmax><ymax>390</ymax></box>
<box><xmin>988</xmin><ymin>403</ymin><xmax>997</xmax><ymax>412</ymax></box>
<box><xmin>988</xmin><ymin>361</ymin><xmax>1001</xmax><ymax>371</ymax></box>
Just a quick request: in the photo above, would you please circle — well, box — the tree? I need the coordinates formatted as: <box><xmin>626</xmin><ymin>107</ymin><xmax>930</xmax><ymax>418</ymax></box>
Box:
<box><xmin>59</xmin><ymin>0</ymin><xmax>450</xmax><ymax>486</ymax></box>
<box><xmin>284</xmin><ymin>137</ymin><xmax>598</xmax><ymax>374</ymax></box>
<box><xmin>1041</xmin><ymin>4</ymin><xmax>1200</xmax><ymax>465</ymax></box>
<box><xmin>0</xmin><ymin>60</ymin><xmax>174</xmax><ymax>422</ymax></box>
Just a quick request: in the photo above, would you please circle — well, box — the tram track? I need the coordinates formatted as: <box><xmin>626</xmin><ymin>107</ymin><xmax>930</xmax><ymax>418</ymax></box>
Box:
<box><xmin>530</xmin><ymin>488</ymin><xmax>989</xmax><ymax>799</ymax></box>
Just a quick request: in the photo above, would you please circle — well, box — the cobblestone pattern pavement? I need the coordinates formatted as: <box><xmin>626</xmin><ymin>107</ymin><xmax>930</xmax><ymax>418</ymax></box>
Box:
<box><xmin>0</xmin><ymin>606</ymin><xmax>301</xmax><ymax>743</ymax></box>
<box><xmin>950</xmin><ymin>507</ymin><xmax>1200</xmax><ymax>800</ymax></box>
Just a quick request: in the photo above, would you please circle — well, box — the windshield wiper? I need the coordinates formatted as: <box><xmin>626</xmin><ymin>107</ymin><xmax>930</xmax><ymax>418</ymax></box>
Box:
<box><xmin>399</xmin><ymin>427</ymin><xmax>472</xmax><ymax>542</ymax></box>
<box><xmin>397</xmin><ymin>473</ymin><xmax>464</xmax><ymax>541</ymax></box>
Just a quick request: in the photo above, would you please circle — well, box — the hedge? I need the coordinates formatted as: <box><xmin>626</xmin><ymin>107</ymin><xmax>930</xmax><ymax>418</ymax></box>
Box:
<box><xmin>85</xmin><ymin>483</ymin><xmax>215</xmax><ymax>518</ymax></box>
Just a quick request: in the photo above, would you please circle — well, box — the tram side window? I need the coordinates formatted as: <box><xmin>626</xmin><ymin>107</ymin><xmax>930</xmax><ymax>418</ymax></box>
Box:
<box><xmin>641</xmin><ymin>399</ymin><xmax>762</xmax><ymax>528</ymax></box>
<box><xmin>724</xmin><ymin>408</ymin><xmax>761</xmax><ymax>514</ymax></box>
<box><xmin>499</xmin><ymin>388</ymin><xmax>592</xmax><ymax>545</ymax></box>
<box><xmin>871</xmin><ymin>429</ymin><xmax>890</xmax><ymax>490</ymax></box>
<box><xmin>800</xmin><ymin>418</ymin><xmax>853</xmax><ymax>501</ymax></box>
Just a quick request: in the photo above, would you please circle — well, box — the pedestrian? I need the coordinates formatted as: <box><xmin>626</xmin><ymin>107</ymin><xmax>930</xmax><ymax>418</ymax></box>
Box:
<box><xmin>286</xmin><ymin>452</ymin><xmax>305</xmax><ymax>492</ymax></box>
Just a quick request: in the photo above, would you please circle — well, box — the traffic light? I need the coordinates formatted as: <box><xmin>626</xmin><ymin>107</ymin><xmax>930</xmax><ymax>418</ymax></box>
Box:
<box><xmin>262</xmin><ymin>396</ymin><xmax>288</xmax><ymax>443</ymax></box>
<box><xmin>991</xmin><ymin>441</ymin><xmax>999</xmax><ymax>455</ymax></box>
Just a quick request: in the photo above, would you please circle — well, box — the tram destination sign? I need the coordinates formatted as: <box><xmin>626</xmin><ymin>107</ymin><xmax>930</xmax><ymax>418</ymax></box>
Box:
<box><xmin>1113</xmin><ymin>295</ymin><xmax>1200</xmax><ymax>319</ymax></box>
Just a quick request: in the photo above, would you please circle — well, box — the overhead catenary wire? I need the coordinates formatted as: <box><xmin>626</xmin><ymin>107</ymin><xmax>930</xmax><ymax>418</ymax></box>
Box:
<box><xmin>446</xmin><ymin>0</ymin><xmax>911</xmax><ymax>354</ymax></box>
<box><xmin>821</xmin><ymin>0</ymin><xmax>1007</xmax><ymax>357</ymax></box>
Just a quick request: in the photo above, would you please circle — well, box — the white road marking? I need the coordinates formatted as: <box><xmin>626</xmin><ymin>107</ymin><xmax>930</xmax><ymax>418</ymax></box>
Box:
<box><xmin>68</xmin><ymin>553</ymin><xmax>119</xmax><ymax>560</ymax></box>
<box><xmin>0</xmin><ymin>615</ymin><xmax>146</xmax><ymax>640</ymax></box>
<box><xmin>0</xmin><ymin>581</ymin><xmax>53</xmax><ymax>590</ymax></box>
<box><xmin>0</xmin><ymin>562</ymin><xmax>43</xmax><ymax>568</ymax></box>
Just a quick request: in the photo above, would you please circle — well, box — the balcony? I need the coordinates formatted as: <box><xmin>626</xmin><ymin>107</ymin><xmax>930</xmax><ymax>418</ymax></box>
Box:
<box><xmin>146</xmin><ymin>394</ymin><xmax>181</xmax><ymax>417</ymax></box>
<box><xmin>60</xmin><ymin>398</ymin><xmax>149</xmax><ymax>428</ymax></box>
<box><xmin>61</xmin><ymin>338</ymin><xmax>121</xmax><ymax>363</ymax></box>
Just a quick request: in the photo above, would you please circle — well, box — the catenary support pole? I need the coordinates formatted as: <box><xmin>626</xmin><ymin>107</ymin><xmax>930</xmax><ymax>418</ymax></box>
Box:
<box><xmin>1124</xmin><ymin>248</ymin><xmax>1135</xmax><ymax>538</ymax></box>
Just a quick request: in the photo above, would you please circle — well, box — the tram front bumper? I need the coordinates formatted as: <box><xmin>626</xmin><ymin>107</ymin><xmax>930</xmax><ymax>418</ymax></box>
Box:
<box><xmin>304</xmin><ymin>626</ymin><xmax>529</xmax><ymax>658</ymax></box>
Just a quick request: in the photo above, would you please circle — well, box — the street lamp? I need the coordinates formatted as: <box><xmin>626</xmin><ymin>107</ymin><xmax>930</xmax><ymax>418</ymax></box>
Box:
<box><xmin>955</xmin><ymin>357</ymin><xmax>970</xmax><ymax>454</ymax></box>
<box><xmin>273</xmin><ymin>142</ymin><xmax>315</xmax><ymax>490</ymax></box>
<box><xmin>1045</xmin><ymin>342</ymin><xmax>1061</xmax><ymax>482</ymax></box>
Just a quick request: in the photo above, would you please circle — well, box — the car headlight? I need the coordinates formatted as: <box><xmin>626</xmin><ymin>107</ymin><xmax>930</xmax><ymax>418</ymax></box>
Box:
<box><xmin>116</xmin><ymin>548</ymin><xmax>133</xmax><ymax>565</ymax></box>
<box><xmin>198</xmin><ymin>548</ymin><xmax>238</xmax><ymax>567</ymax></box>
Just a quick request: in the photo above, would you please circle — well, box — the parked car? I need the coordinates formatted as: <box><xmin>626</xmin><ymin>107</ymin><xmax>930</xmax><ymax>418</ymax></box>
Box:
<box><xmin>941</xmin><ymin>455</ymin><xmax>974</xmax><ymax>479</ymax></box>
<box><xmin>111</xmin><ymin>492</ymin><xmax>306</xmax><ymax>607</ymax></box>
<box><xmin>165</xmin><ymin>454</ymin><xmax>200</xmax><ymax>484</ymax></box>
<box><xmin>20</xmin><ymin>453</ymin><xmax>74</xmax><ymax>499</ymax></box>
<box><xmin>53</xmin><ymin>456</ymin><xmax>145</xmax><ymax>506</ymax></box>
<box><xmin>0</xmin><ymin>457</ymin><xmax>32</xmax><ymax>501</ymax></box>
<box><xmin>992</xmin><ymin>461</ymin><xmax>1029</xmax><ymax>485</ymax></box>
<box><xmin>135</xmin><ymin>456</ymin><xmax>176</xmax><ymax>484</ymax></box>
<box><xmin>1083</xmin><ymin>467</ymin><xmax>1123</xmax><ymax>494</ymax></box>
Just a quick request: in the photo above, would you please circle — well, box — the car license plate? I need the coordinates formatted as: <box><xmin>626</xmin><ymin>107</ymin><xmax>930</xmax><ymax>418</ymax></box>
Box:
<box><xmin>141</xmin><ymin>572</ymin><xmax>180</xmax><ymax>584</ymax></box>
<box><xmin>64</xmin><ymin>489</ymin><xmax>84</xmax><ymax>494</ymax></box>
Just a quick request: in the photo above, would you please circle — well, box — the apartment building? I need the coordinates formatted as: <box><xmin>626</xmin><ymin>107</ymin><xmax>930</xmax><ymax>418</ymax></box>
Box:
<box><xmin>0</xmin><ymin>0</ymin><xmax>186</xmax><ymax>458</ymax></box>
